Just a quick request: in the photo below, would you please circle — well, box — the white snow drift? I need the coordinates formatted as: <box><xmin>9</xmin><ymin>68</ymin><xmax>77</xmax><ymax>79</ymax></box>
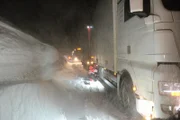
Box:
<box><xmin>0</xmin><ymin>21</ymin><xmax>59</xmax><ymax>82</ymax></box>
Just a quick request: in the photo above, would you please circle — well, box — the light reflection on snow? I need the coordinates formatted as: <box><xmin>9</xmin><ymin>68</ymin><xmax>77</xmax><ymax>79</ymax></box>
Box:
<box><xmin>89</xmin><ymin>80</ymin><xmax>105</xmax><ymax>91</ymax></box>
<box><xmin>79</xmin><ymin>78</ymin><xmax>105</xmax><ymax>92</ymax></box>
<box><xmin>0</xmin><ymin>62</ymin><xmax>141</xmax><ymax>120</ymax></box>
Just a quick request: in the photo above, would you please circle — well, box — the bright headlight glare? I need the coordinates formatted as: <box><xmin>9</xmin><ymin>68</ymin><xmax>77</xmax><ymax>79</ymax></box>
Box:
<box><xmin>145</xmin><ymin>116</ymin><xmax>151</xmax><ymax>120</ymax></box>
<box><xmin>136</xmin><ymin>99</ymin><xmax>153</xmax><ymax>119</ymax></box>
<box><xmin>74</xmin><ymin>57</ymin><xmax>78</xmax><ymax>61</ymax></box>
<box><xmin>159</xmin><ymin>82</ymin><xmax>180</xmax><ymax>96</ymax></box>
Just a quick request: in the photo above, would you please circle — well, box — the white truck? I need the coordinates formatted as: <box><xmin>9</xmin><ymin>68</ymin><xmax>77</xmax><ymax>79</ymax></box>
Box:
<box><xmin>93</xmin><ymin>0</ymin><xmax>180</xmax><ymax>119</ymax></box>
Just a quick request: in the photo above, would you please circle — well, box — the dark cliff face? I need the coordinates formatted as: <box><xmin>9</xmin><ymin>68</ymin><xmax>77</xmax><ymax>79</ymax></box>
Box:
<box><xmin>0</xmin><ymin>0</ymin><xmax>98</xmax><ymax>51</ymax></box>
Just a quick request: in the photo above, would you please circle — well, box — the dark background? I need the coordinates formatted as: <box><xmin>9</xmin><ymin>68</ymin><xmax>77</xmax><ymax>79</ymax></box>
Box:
<box><xmin>0</xmin><ymin>0</ymin><xmax>98</xmax><ymax>51</ymax></box>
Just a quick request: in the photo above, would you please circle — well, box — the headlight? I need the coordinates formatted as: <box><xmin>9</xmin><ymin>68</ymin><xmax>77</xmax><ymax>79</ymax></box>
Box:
<box><xmin>159</xmin><ymin>82</ymin><xmax>180</xmax><ymax>96</ymax></box>
<box><xmin>171</xmin><ymin>92</ymin><xmax>180</xmax><ymax>97</ymax></box>
<box><xmin>74</xmin><ymin>57</ymin><xmax>78</xmax><ymax>61</ymax></box>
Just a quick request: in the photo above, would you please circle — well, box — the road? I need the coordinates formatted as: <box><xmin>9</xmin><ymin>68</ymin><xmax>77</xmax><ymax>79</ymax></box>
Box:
<box><xmin>0</xmin><ymin>63</ymin><xmax>142</xmax><ymax>120</ymax></box>
<box><xmin>0</xmin><ymin>20</ymin><xmax>143</xmax><ymax>120</ymax></box>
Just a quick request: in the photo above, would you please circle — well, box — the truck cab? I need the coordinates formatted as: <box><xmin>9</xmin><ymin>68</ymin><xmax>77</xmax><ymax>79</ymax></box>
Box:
<box><xmin>93</xmin><ymin>0</ymin><xmax>180</xmax><ymax>119</ymax></box>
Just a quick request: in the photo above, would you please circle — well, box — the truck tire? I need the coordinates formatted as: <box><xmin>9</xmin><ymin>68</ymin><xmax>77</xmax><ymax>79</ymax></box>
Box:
<box><xmin>119</xmin><ymin>73</ymin><xmax>136</xmax><ymax>116</ymax></box>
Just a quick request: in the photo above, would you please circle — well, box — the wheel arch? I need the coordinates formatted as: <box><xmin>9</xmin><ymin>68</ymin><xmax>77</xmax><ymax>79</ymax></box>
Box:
<box><xmin>117</xmin><ymin>69</ymin><xmax>134</xmax><ymax>86</ymax></box>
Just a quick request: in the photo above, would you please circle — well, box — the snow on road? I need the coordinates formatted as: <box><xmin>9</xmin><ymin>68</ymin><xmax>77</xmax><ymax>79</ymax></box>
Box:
<box><xmin>0</xmin><ymin>21</ymin><xmax>142</xmax><ymax>120</ymax></box>
<box><xmin>0</xmin><ymin>63</ymin><xmax>142</xmax><ymax>120</ymax></box>
<box><xmin>52</xmin><ymin>64</ymin><xmax>142</xmax><ymax>120</ymax></box>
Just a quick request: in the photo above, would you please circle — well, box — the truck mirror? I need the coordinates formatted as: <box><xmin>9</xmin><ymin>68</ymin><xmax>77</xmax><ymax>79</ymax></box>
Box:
<box><xmin>129</xmin><ymin>0</ymin><xmax>150</xmax><ymax>17</ymax></box>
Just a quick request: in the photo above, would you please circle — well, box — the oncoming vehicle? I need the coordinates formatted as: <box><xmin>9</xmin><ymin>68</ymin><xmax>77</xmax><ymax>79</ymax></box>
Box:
<box><xmin>93</xmin><ymin>0</ymin><xmax>180</xmax><ymax>119</ymax></box>
<box><xmin>66</xmin><ymin>55</ymin><xmax>82</xmax><ymax>65</ymax></box>
<box><xmin>65</xmin><ymin>48</ymin><xmax>83</xmax><ymax>65</ymax></box>
<box><xmin>73</xmin><ymin>48</ymin><xmax>83</xmax><ymax>61</ymax></box>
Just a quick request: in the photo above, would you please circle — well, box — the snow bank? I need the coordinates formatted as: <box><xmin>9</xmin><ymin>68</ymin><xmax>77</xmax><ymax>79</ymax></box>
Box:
<box><xmin>0</xmin><ymin>81</ymin><xmax>67</xmax><ymax>120</ymax></box>
<box><xmin>0</xmin><ymin>21</ymin><xmax>59</xmax><ymax>82</ymax></box>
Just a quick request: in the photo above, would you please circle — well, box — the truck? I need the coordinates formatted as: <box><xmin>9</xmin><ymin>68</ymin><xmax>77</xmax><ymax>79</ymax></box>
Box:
<box><xmin>92</xmin><ymin>0</ymin><xmax>180</xmax><ymax>119</ymax></box>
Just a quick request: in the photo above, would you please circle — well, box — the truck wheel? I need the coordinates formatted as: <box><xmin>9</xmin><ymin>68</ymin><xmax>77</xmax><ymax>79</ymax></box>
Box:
<box><xmin>119</xmin><ymin>74</ymin><xmax>136</xmax><ymax>115</ymax></box>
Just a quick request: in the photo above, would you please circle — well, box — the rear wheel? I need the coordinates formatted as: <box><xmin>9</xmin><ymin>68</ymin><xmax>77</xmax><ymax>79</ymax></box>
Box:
<box><xmin>119</xmin><ymin>73</ymin><xmax>136</xmax><ymax>115</ymax></box>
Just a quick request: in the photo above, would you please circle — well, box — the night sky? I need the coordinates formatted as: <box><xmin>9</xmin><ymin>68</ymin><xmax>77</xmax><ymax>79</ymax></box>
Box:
<box><xmin>0</xmin><ymin>0</ymin><xmax>98</xmax><ymax>50</ymax></box>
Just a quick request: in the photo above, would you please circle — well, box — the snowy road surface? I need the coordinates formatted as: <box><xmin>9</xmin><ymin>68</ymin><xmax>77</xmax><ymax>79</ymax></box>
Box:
<box><xmin>0</xmin><ymin>21</ymin><xmax>142</xmax><ymax>120</ymax></box>
<box><xmin>0</xmin><ymin>64</ymin><xmax>142</xmax><ymax>120</ymax></box>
